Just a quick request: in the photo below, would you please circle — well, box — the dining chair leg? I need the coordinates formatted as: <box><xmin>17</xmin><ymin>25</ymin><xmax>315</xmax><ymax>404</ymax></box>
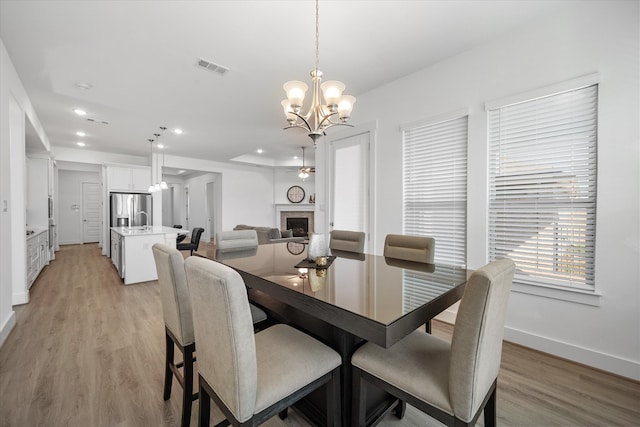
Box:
<box><xmin>326</xmin><ymin>367</ymin><xmax>340</xmax><ymax>427</ymax></box>
<box><xmin>278</xmin><ymin>409</ymin><xmax>288</xmax><ymax>420</ymax></box>
<box><xmin>182</xmin><ymin>345</ymin><xmax>195</xmax><ymax>427</ymax></box>
<box><xmin>164</xmin><ymin>331</ymin><xmax>174</xmax><ymax>401</ymax></box>
<box><xmin>484</xmin><ymin>387</ymin><xmax>497</xmax><ymax>427</ymax></box>
<box><xmin>394</xmin><ymin>400</ymin><xmax>407</xmax><ymax>419</ymax></box>
<box><xmin>198</xmin><ymin>377</ymin><xmax>211</xmax><ymax>427</ymax></box>
<box><xmin>352</xmin><ymin>367</ymin><xmax>366</xmax><ymax>427</ymax></box>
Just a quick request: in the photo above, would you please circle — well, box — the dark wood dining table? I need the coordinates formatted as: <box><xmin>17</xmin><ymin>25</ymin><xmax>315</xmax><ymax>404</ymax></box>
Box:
<box><xmin>208</xmin><ymin>242</ymin><xmax>470</xmax><ymax>426</ymax></box>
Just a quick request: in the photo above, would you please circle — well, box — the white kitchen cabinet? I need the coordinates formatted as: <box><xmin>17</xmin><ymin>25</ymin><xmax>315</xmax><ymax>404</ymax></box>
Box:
<box><xmin>107</xmin><ymin>165</ymin><xmax>150</xmax><ymax>193</ymax></box>
<box><xmin>110</xmin><ymin>226</ymin><xmax>179</xmax><ymax>285</ymax></box>
<box><xmin>26</xmin><ymin>229</ymin><xmax>49</xmax><ymax>289</ymax></box>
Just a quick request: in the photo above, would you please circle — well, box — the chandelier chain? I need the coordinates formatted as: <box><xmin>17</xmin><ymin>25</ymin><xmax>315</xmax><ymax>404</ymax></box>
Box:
<box><xmin>315</xmin><ymin>0</ymin><xmax>319</xmax><ymax>70</ymax></box>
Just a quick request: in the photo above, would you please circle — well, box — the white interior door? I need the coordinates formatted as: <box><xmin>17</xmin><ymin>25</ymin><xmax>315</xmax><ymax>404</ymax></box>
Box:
<box><xmin>82</xmin><ymin>182</ymin><xmax>101</xmax><ymax>243</ymax></box>
<box><xmin>328</xmin><ymin>125</ymin><xmax>375</xmax><ymax>252</ymax></box>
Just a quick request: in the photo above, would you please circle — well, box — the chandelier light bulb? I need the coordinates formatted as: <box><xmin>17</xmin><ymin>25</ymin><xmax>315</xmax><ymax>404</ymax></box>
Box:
<box><xmin>148</xmin><ymin>185</ymin><xmax>155</xmax><ymax>193</ymax></box>
<box><xmin>338</xmin><ymin>95</ymin><xmax>356</xmax><ymax>121</ymax></box>
<box><xmin>321</xmin><ymin>80</ymin><xmax>345</xmax><ymax>110</ymax></box>
<box><xmin>283</xmin><ymin>81</ymin><xmax>308</xmax><ymax>110</ymax></box>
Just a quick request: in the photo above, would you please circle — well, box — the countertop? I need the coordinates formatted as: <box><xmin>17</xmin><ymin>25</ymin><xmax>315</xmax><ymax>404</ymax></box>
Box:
<box><xmin>110</xmin><ymin>226</ymin><xmax>185</xmax><ymax>237</ymax></box>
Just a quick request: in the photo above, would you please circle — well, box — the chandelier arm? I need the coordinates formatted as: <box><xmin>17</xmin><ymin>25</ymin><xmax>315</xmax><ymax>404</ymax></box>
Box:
<box><xmin>323</xmin><ymin>122</ymin><xmax>355</xmax><ymax>132</ymax></box>
<box><xmin>289</xmin><ymin>112</ymin><xmax>313</xmax><ymax>132</ymax></box>
<box><xmin>317</xmin><ymin>111</ymin><xmax>339</xmax><ymax>129</ymax></box>
<box><xmin>284</xmin><ymin>123</ymin><xmax>314</xmax><ymax>133</ymax></box>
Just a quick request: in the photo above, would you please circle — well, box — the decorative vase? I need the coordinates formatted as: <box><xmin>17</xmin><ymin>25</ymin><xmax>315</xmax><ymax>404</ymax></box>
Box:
<box><xmin>307</xmin><ymin>233</ymin><xmax>327</xmax><ymax>261</ymax></box>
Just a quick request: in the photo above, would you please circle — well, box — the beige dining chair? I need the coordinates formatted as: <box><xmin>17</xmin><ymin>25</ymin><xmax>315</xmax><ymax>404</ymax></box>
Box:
<box><xmin>329</xmin><ymin>229</ymin><xmax>366</xmax><ymax>253</ymax></box>
<box><xmin>184</xmin><ymin>256</ymin><xmax>342</xmax><ymax>427</ymax></box>
<box><xmin>383</xmin><ymin>234</ymin><xmax>435</xmax><ymax>264</ymax></box>
<box><xmin>351</xmin><ymin>258</ymin><xmax>515</xmax><ymax>427</ymax></box>
<box><xmin>151</xmin><ymin>243</ymin><xmax>267</xmax><ymax>427</ymax></box>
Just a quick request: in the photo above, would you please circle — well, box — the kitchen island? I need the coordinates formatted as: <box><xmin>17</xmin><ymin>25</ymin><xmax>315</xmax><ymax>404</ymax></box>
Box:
<box><xmin>110</xmin><ymin>226</ymin><xmax>183</xmax><ymax>285</ymax></box>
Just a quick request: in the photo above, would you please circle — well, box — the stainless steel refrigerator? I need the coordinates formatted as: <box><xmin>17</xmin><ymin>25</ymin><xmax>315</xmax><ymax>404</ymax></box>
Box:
<box><xmin>109</xmin><ymin>192</ymin><xmax>152</xmax><ymax>257</ymax></box>
<box><xmin>110</xmin><ymin>192</ymin><xmax>152</xmax><ymax>228</ymax></box>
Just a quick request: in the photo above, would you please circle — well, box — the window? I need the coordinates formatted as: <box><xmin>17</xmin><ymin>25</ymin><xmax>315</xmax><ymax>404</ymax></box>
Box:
<box><xmin>402</xmin><ymin>114</ymin><xmax>468</xmax><ymax>267</ymax></box>
<box><xmin>402</xmin><ymin>114</ymin><xmax>468</xmax><ymax>313</ymax></box>
<box><xmin>487</xmin><ymin>84</ymin><xmax>598</xmax><ymax>291</ymax></box>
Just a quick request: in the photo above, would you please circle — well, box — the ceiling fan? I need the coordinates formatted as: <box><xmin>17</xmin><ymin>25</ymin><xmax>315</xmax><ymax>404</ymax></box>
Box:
<box><xmin>297</xmin><ymin>146</ymin><xmax>315</xmax><ymax>179</ymax></box>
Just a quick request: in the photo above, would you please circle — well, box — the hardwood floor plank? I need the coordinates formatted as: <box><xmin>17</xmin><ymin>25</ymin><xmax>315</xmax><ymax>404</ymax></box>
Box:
<box><xmin>0</xmin><ymin>244</ymin><xmax>638</xmax><ymax>427</ymax></box>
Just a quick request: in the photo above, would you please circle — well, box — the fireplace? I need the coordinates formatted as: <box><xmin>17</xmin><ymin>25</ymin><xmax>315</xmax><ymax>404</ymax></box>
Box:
<box><xmin>287</xmin><ymin>217</ymin><xmax>309</xmax><ymax>237</ymax></box>
<box><xmin>278</xmin><ymin>205</ymin><xmax>314</xmax><ymax>237</ymax></box>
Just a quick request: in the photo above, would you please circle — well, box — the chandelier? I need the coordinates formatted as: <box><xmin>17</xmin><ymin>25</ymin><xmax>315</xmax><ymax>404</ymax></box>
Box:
<box><xmin>281</xmin><ymin>0</ymin><xmax>356</xmax><ymax>145</ymax></box>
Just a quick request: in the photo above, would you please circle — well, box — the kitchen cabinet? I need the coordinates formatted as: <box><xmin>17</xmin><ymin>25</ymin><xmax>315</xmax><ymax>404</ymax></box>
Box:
<box><xmin>107</xmin><ymin>165</ymin><xmax>150</xmax><ymax>193</ymax></box>
<box><xmin>26</xmin><ymin>229</ymin><xmax>49</xmax><ymax>289</ymax></box>
<box><xmin>110</xmin><ymin>226</ymin><xmax>179</xmax><ymax>285</ymax></box>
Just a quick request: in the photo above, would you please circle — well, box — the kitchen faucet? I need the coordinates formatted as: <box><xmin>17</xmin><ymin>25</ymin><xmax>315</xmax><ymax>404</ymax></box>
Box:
<box><xmin>136</xmin><ymin>211</ymin><xmax>150</xmax><ymax>230</ymax></box>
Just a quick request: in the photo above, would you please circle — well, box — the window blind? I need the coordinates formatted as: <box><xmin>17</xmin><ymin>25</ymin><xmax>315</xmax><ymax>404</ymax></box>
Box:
<box><xmin>403</xmin><ymin>115</ymin><xmax>468</xmax><ymax>266</ymax></box>
<box><xmin>488</xmin><ymin>84</ymin><xmax>598</xmax><ymax>290</ymax></box>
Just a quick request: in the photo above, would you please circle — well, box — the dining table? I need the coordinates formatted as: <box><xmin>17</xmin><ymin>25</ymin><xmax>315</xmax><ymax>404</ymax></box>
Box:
<box><xmin>206</xmin><ymin>242</ymin><xmax>470</xmax><ymax>426</ymax></box>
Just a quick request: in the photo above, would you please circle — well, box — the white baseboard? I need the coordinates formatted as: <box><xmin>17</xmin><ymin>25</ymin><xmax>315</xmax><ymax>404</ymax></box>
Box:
<box><xmin>504</xmin><ymin>326</ymin><xmax>640</xmax><ymax>381</ymax></box>
<box><xmin>0</xmin><ymin>311</ymin><xmax>16</xmax><ymax>348</ymax></box>
<box><xmin>434</xmin><ymin>309</ymin><xmax>639</xmax><ymax>380</ymax></box>
<box><xmin>12</xmin><ymin>291</ymin><xmax>28</xmax><ymax>305</ymax></box>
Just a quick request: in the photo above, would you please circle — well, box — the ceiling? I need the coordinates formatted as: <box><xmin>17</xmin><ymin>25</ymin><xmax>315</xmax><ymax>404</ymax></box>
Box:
<box><xmin>0</xmin><ymin>0</ymin><xmax>576</xmax><ymax>168</ymax></box>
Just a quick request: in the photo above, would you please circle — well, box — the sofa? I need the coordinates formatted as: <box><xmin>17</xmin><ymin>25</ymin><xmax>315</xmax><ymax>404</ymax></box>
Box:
<box><xmin>233</xmin><ymin>224</ymin><xmax>305</xmax><ymax>245</ymax></box>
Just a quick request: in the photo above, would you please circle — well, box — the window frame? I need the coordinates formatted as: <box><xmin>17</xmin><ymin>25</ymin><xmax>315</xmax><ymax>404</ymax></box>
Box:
<box><xmin>485</xmin><ymin>74</ymin><xmax>602</xmax><ymax>306</ymax></box>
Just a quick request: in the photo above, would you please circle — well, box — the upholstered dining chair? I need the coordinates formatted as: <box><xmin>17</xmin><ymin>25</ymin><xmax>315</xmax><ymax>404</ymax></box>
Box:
<box><xmin>151</xmin><ymin>243</ymin><xmax>268</xmax><ymax>427</ymax></box>
<box><xmin>383</xmin><ymin>234</ymin><xmax>435</xmax><ymax>264</ymax></box>
<box><xmin>177</xmin><ymin>227</ymin><xmax>204</xmax><ymax>256</ymax></box>
<box><xmin>184</xmin><ymin>256</ymin><xmax>342</xmax><ymax>427</ymax></box>
<box><xmin>329</xmin><ymin>229</ymin><xmax>366</xmax><ymax>254</ymax></box>
<box><xmin>351</xmin><ymin>258</ymin><xmax>515</xmax><ymax>427</ymax></box>
<box><xmin>173</xmin><ymin>224</ymin><xmax>187</xmax><ymax>244</ymax></box>
<box><xmin>216</xmin><ymin>229</ymin><xmax>259</xmax><ymax>251</ymax></box>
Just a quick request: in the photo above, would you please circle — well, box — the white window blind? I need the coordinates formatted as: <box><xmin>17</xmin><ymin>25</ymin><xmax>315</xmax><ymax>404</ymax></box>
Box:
<box><xmin>403</xmin><ymin>115</ymin><xmax>468</xmax><ymax>267</ymax></box>
<box><xmin>488</xmin><ymin>84</ymin><xmax>598</xmax><ymax>290</ymax></box>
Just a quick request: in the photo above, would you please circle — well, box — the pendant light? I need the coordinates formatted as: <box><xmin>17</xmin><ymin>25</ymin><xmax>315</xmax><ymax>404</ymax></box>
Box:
<box><xmin>147</xmin><ymin>138</ymin><xmax>156</xmax><ymax>193</ymax></box>
<box><xmin>159</xmin><ymin>127</ymin><xmax>168</xmax><ymax>190</ymax></box>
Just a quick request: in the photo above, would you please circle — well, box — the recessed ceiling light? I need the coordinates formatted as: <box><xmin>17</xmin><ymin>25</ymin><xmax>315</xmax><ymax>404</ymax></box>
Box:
<box><xmin>157</xmin><ymin>144</ymin><xmax>164</xmax><ymax>149</ymax></box>
<box><xmin>293</xmin><ymin>156</ymin><xmax>299</xmax><ymax>159</ymax></box>
<box><xmin>76</xmin><ymin>131</ymin><xmax>86</xmax><ymax>137</ymax></box>
<box><xmin>73</xmin><ymin>109</ymin><xmax>87</xmax><ymax>116</ymax></box>
<box><xmin>76</xmin><ymin>142</ymin><xmax>86</xmax><ymax>147</ymax></box>
<box><xmin>256</xmin><ymin>149</ymin><xmax>263</xmax><ymax>154</ymax></box>
<box><xmin>173</xmin><ymin>128</ymin><xmax>183</xmax><ymax>135</ymax></box>
<box><xmin>177</xmin><ymin>170</ymin><xmax>185</xmax><ymax>174</ymax></box>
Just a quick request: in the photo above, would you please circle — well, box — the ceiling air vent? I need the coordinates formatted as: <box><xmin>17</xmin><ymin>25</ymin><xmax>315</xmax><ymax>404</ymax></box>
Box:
<box><xmin>196</xmin><ymin>57</ymin><xmax>229</xmax><ymax>75</ymax></box>
<box><xmin>86</xmin><ymin>117</ymin><xmax>109</xmax><ymax>125</ymax></box>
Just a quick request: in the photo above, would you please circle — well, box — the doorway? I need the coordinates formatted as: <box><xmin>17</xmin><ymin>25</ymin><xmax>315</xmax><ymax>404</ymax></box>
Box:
<box><xmin>82</xmin><ymin>182</ymin><xmax>101</xmax><ymax>243</ymax></box>
<box><xmin>327</xmin><ymin>123</ymin><xmax>376</xmax><ymax>253</ymax></box>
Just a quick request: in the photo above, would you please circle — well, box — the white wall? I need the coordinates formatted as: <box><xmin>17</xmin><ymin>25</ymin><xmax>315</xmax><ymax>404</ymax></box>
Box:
<box><xmin>0</xmin><ymin>38</ymin><xmax>51</xmax><ymax>344</ymax></box>
<box><xmin>57</xmin><ymin>170</ymin><xmax>100</xmax><ymax>245</ymax></box>
<box><xmin>164</xmin><ymin>155</ymin><xmax>276</xmax><ymax>234</ymax></box>
<box><xmin>273</xmin><ymin>169</ymin><xmax>315</xmax><ymax>206</ymax></box>
<box><xmin>349</xmin><ymin>1</ymin><xmax>639</xmax><ymax>379</ymax></box>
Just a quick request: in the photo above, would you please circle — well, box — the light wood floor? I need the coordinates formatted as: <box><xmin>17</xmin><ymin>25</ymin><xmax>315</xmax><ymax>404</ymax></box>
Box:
<box><xmin>1</xmin><ymin>244</ymin><xmax>638</xmax><ymax>427</ymax></box>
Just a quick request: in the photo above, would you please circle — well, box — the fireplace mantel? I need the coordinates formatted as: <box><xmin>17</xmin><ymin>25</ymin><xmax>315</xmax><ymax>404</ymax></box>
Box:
<box><xmin>276</xmin><ymin>204</ymin><xmax>315</xmax><ymax>235</ymax></box>
<box><xmin>275</xmin><ymin>203</ymin><xmax>315</xmax><ymax>211</ymax></box>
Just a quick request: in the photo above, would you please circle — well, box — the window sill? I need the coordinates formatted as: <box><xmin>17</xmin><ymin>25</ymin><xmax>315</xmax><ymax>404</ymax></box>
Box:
<box><xmin>512</xmin><ymin>282</ymin><xmax>602</xmax><ymax>306</ymax></box>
